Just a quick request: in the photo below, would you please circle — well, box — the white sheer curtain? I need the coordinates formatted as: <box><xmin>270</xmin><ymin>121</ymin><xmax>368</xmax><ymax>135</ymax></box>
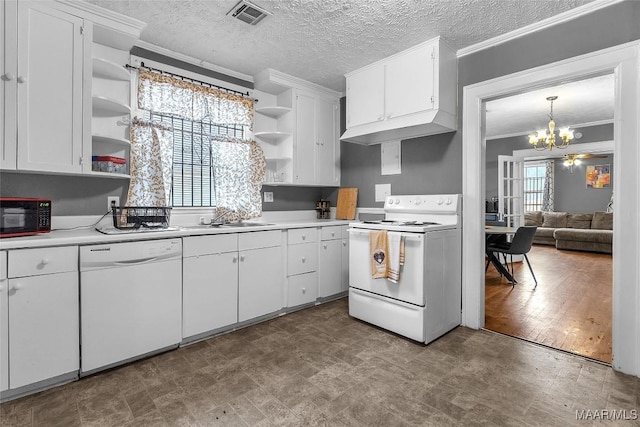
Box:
<box><xmin>134</xmin><ymin>70</ymin><xmax>265</xmax><ymax>218</ymax></box>
<box><xmin>542</xmin><ymin>160</ymin><xmax>555</xmax><ymax>211</ymax></box>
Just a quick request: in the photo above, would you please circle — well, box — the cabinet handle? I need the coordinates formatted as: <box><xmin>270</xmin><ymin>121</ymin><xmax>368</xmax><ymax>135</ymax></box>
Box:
<box><xmin>240</xmin><ymin>255</ymin><xmax>245</xmax><ymax>262</ymax></box>
<box><xmin>40</xmin><ymin>258</ymin><xmax>50</xmax><ymax>266</ymax></box>
<box><xmin>331</xmin><ymin>232</ymin><xmax>335</xmax><ymax>237</ymax></box>
<box><xmin>302</xmin><ymin>287</ymin><xmax>306</xmax><ymax>294</ymax></box>
<box><xmin>12</xmin><ymin>283</ymin><xmax>22</xmax><ymax>291</ymax></box>
<box><xmin>17</xmin><ymin>76</ymin><xmax>27</xmax><ymax>84</ymax></box>
<box><xmin>323</xmin><ymin>244</ymin><xmax>327</xmax><ymax>250</ymax></box>
<box><xmin>2</xmin><ymin>73</ymin><xmax>15</xmax><ymax>81</ymax></box>
<box><xmin>343</xmin><ymin>241</ymin><xmax>347</xmax><ymax>246</ymax></box>
<box><xmin>301</xmin><ymin>257</ymin><xmax>306</xmax><ymax>263</ymax></box>
<box><xmin>377</xmin><ymin>116</ymin><xmax>384</xmax><ymax>121</ymax></box>
<box><xmin>232</xmin><ymin>256</ymin><xmax>238</xmax><ymax>263</ymax></box>
<box><xmin>302</xmin><ymin>235</ymin><xmax>306</xmax><ymax>240</ymax></box>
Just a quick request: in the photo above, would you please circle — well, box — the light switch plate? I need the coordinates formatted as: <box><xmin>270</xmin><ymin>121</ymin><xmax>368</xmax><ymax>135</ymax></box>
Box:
<box><xmin>375</xmin><ymin>184</ymin><xmax>391</xmax><ymax>202</ymax></box>
<box><xmin>263</xmin><ymin>192</ymin><xmax>274</xmax><ymax>203</ymax></box>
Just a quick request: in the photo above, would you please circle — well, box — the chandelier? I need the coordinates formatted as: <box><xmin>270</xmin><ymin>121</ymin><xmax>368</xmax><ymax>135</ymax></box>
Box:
<box><xmin>528</xmin><ymin>96</ymin><xmax>574</xmax><ymax>151</ymax></box>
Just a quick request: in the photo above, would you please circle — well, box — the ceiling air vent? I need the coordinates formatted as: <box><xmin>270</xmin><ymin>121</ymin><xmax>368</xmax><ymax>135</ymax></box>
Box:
<box><xmin>227</xmin><ymin>0</ymin><xmax>271</xmax><ymax>25</ymax></box>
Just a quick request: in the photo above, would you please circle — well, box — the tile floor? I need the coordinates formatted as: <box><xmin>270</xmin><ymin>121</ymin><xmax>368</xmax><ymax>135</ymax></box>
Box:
<box><xmin>1</xmin><ymin>298</ymin><xmax>638</xmax><ymax>427</ymax></box>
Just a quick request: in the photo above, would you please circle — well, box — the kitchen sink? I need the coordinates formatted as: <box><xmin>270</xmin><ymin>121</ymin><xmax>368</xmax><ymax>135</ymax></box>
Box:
<box><xmin>221</xmin><ymin>222</ymin><xmax>274</xmax><ymax>228</ymax></box>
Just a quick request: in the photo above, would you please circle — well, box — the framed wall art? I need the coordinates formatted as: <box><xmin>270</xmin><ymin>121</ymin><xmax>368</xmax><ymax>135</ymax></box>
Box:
<box><xmin>586</xmin><ymin>164</ymin><xmax>610</xmax><ymax>189</ymax></box>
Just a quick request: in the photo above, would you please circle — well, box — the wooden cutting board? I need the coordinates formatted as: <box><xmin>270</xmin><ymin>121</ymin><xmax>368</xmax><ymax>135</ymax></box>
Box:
<box><xmin>336</xmin><ymin>188</ymin><xmax>358</xmax><ymax>220</ymax></box>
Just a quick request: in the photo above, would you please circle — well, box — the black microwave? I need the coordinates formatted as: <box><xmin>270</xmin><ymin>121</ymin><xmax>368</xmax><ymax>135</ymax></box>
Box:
<box><xmin>0</xmin><ymin>198</ymin><xmax>52</xmax><ymax>238</ymax></box>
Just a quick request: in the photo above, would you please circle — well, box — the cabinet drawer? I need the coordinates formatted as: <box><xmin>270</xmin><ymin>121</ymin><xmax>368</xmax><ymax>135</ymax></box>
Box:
<box><xmin>287</xmin><ymin>272</ymin><xmax>318</xmax><ymax>307</ymax></box>
<box><xmin>321</xmin><ymin>226</ymin><xmax>342</xmax><ymax>241</ymax></box>
<box><xmin>288</xmin><ymin>228</ymin><xmax>317</xmax><ymax>245</ymax></box>
<box><xmin>287</xmin><ymin>242</ymin><xmax>317</xmax><ymax>276</ymax></box>
<box><xmin>183</xmin><ymin>234</ymin><xmax>238</xmax><ymax>257</ymax></box>
<box><xmin>239</xmin><ymin>230</ymin><xmax>281</xmax><ymax>251</ymax></box>
<box><xmin>8</xmin><ymin>246</ymin><xmax>78</xmax><ymax>278</ymax></box>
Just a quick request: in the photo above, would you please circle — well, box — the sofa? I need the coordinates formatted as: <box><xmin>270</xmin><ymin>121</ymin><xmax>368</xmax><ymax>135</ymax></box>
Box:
<box><xmin>525</xmin><ymin>210</ymin><xmax>613</xmax><ymax>254</ymax></box>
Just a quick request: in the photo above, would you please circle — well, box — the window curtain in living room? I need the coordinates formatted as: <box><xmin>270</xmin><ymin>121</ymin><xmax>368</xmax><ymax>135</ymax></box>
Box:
<box><xmin>542</xmin><ymin>160</ymin><xmax>555</xmax><ymax>211</ymax></box>
<box><xmin>126</xmin><ymin>119</ymin><xmax>174</xmax><ymax>207</ymax></box>
<box><xmin>136</xmin><ymin>69</ymin><xmax>265</xmax><ymax>218</ymax></box>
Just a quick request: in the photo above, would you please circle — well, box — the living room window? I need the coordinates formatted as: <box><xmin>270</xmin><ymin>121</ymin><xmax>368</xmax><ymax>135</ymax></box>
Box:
<box><xmin>524</xmin><ymin>162</ymin><xmax>547</xmax><ymax>212</ymax></box>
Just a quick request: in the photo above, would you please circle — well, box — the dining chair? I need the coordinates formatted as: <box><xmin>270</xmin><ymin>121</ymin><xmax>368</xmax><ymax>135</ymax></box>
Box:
<box><xmin>486</xmin><ymin>226</ymin><xmax>538</xmax><ymax>286</ymax></box>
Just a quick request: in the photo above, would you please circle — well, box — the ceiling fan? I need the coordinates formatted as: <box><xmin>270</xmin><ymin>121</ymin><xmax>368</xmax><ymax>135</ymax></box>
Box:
<box><xmin>562</xmin><ymin>153</ymin><xmax>608</xmax><ymax>172</ymax></box>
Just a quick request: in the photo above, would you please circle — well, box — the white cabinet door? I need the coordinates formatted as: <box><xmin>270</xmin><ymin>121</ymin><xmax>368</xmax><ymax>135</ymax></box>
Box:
<box><xmin>341</xmin><ymin>236</ymin><xmax>349</xmax><ymax>292</ymax></box>
<box><xmin>346</xmin><ymin>64</ymin><xmax>384</xmax><ymax>128</ymax></box>
<box><xmin>288</xmin><ymin>272</ymin><xmax>318</xmax><ymax>307</ymax></box>
<box><xmin>1</xmin><ymin>1</ymin><xmax>17</xmax><ymax>170</ymax></box>
<box><xmin>183</xmin><ymin>252</ymin><xmax>239</xmax><ymax>338</ymax></box>
<box><xmin>316</xmin><ymin>98</ymin><xmax>339</xmax><ymax>186</ymax></box>
<box><xmin>319</xmin><ymin>238</ymin><xmax>342</xmax><ymax>298</ymax></box>
<box><xmin>238</xmin><ymin>246</ymin><xmax>283</xmax><ymax>322</ymax></box>
<box><xmin>294</xmin><ymin>90</ymin><xmax>316</xmax><ymax>184</ymax></box>
<box><xmin>8</xmin><ymin>271</ymin><xmax>79</xmax><ymax>389</ymax></box>
<box><xmin>0</xmin><ymin>252</ymin><xmax>8</xmax><ymax>392</ymax></box>
<box><xmin>16</xmin><ymin>1</ymin><xmax>85</xmax><ymax>173</ymax></box>
<box><xmin>385</xmin><ymin>43</ymin><xmax>435</xmax><ymax>120</ymax></box>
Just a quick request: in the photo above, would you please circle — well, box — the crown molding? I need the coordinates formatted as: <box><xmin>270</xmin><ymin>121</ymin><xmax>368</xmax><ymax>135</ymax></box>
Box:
<box><xmin>486</xmin><ymin>119</ymin><xmax>614</xmax><ymax>141</ymax></box>
<box><xmin>457</xmin><ymin>0</ymin><xmax>625</xmax><ymax>58</ymax></box>
<box><xmin>55</xmin><ymin>0</ymin><xmax>146</xmax><ymax>32</ymax></box>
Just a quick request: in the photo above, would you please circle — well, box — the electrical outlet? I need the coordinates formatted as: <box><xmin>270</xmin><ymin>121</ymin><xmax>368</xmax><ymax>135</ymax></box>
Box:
<box><xmin>107</xmin><ymin>196</ymin><xmax>120</xmax><ymax>212</ymax></box>
<box><xmin>263</xmin><ymin>192</ymin><xmax>274</xmax><ymax>203</ymax></box>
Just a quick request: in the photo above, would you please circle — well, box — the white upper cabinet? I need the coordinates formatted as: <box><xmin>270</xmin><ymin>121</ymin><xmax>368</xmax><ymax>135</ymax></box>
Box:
<box><xmin>2</xmin><ymin>1</ymin><xmax>86</xmax><ymax>174</ymax></box>
<box><xmin>1</xmin><ymin>0</ymin><xmax>144</xmax><ymax>176</ymax></box>
<box><xmin>342</xmin><ymin>37</ymin><xmax>457</xmax><ymax>145</ymax></box>
<box><xmin>254</xmin><ymin>69</ymin><xmax>341</xmax><ymax>187</ymax></box>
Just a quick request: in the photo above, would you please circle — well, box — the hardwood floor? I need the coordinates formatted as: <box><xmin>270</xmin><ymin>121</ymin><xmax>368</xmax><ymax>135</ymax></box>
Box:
<box><xmin>485</xmin><ymin>244</ymin><xmax>612</xmax><ymax>363</ymax></box>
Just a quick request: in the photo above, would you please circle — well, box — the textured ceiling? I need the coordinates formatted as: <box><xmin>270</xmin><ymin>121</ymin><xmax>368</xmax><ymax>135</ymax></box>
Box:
<box><xmin>486</xmin><ymin>73</ymin><xmax>615</xmax><ymax>139</ymax></box>
<box><xmin>85</xmin><ymin>0</ymin><xmax>596</xmax><ymax>92</ymax></box>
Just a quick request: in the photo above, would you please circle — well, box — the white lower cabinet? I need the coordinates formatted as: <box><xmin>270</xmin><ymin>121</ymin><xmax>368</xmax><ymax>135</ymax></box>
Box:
<box><xmin>319</xmin><ymin>225</ymin><xmax>349</xmax><ymax>297</ymax></box>
<box><xmin>0</xmin><ymin>252</ymin><xmax>8</xmax><ymax>393</ymax></box>
<box><xmin>238</xmin><ymin>231</ymin><xmax>283</xmax><ymax>322</ymax></box>
<box><xmin>182</xmin><ymin>234</ymin><xmax>239</xmax><ymax>339</ymax></box>
<box><xmin>4</xmin><ymin>246</ymin><xmax>79</xmax><ymax>391</ymax></box>
<box><xmin>286</xmin><ymin>228</ymin><xmax>318</xmax><ymax>307</ymax></box>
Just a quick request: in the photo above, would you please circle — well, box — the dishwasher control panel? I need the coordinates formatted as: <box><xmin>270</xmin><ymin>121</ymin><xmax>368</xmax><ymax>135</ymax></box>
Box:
<box><xmin>80</xmin><ymin>239</ymin><xmax>182</xmax><ymax>271</ymax></box>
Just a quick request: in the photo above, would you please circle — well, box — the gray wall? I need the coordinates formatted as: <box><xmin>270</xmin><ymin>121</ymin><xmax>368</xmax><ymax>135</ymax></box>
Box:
<box><xmin>553</xmin><ymin>154</ymin><xmax>613</xmax><ymax>213</ymax></box>
<box><xmin>339</xmin><ymin>1</ymin><xmax>640</xmax><ymax>208</ymax></box>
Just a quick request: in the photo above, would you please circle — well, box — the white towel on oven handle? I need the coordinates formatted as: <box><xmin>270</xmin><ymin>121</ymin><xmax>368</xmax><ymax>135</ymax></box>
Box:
<box><xmin>387</xmin><ymin>232</ymin><xmax>405</xmax><ymax>283</ymax></box>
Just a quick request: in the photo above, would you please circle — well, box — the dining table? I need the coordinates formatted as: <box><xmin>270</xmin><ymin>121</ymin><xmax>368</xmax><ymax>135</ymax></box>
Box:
<box><xmin>485</xmin><ymin>225</ymin><xmax>518</xmax><ymax>283</ymax></box>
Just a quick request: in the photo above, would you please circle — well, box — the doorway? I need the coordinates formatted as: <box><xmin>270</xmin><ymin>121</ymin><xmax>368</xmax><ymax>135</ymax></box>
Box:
<box><xmin>461</xmin><ymin>41</ymin><xmax>640</xmax><ymax>375</ymax></box>
<box><xmin>481</xmin><ymin>78</ymin><xmax>614</xmax><ymax>363</ymax></box>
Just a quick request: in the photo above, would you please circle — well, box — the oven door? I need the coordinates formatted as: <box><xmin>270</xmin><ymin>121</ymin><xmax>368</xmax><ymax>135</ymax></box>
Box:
<box><xmin>348</xmin><ymin>228</ymin><xmax>425</xmax><ymax>306</ymax></box>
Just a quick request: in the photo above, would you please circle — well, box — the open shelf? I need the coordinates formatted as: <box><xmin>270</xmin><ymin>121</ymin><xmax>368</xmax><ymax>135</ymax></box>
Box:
<box><xmin>92</xmin><ymin>134</ymin><xmax>130</xmax><ymax>147</ymax></box>
<box><xmin>254</xmin><ymin>131</ymin><xmax>291</xmax><ymax>143</ymax></box>
<box><xmin>255</xmin><ymin>106</ymin><xmax>292</xmax><ymax>119</ymax></box>
<box><xmin>89</xmin><ymin>171</ymin><xmax>131</xmax><ymax>179</ymax></box>
<box><xmin>92</xmin><ymin>96</ymin><xmax>131</xmax><ymax>116</ymax></box>
<box><xmin>92</xmin><ymin>57</ymin><xmax>130</xmax><ymax>81</ymax></box>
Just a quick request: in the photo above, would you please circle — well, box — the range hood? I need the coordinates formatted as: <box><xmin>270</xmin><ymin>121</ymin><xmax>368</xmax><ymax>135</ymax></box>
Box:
<box><xmin>340</xmin><ymin>109</ymin><xmax>457</xmax><ymax>145</ymax></box>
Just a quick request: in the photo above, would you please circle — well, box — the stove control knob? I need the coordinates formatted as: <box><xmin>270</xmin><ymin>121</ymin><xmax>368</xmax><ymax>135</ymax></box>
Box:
<box><xmin>388</xmin><ymin>199</ymin><xmax>394</xmax><ymax>205</ymax></box>
<box><xmin>414</xmin><ymin>198</ymin><xmax>422</xmax><ymax>205</ymax></box>
<box><xmin>445</xmin><ymin>198</ymin><xmax>452</xmax><ymax>205</ymax></box>
<box><xmin>437</xmin><ymin>198</ymin><xmax>444</xmax><ymax>205</ymax></box>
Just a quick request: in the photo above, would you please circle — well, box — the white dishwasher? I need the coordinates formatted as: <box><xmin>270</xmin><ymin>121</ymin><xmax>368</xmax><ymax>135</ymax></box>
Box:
<box><xmin>80</xmin><ymin>238</ymin><xmax>182</xmax><ymax>374</ymax></box>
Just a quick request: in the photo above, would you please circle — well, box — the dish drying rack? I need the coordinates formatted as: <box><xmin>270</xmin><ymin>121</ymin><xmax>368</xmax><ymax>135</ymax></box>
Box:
<box><xmin>111</xmin><ymin>203</ymin><xmax>171</xmax><ymax>230</ymax></box>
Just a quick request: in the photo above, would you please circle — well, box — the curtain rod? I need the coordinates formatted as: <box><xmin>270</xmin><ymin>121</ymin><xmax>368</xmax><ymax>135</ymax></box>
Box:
<box><xmin>125</xmin><ymin>62</ymin><xmax>256</xmax><ymax>101</ymax></box>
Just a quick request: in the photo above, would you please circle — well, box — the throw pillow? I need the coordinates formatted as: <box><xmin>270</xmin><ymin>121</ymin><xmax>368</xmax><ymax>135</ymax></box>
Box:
<box><xmin>567</xmin><ymin>213</ymin><xmax>593</xmax><ymax>229</ymax></box>
<box><xmin>524</xmin><ymin>211</ymin><xmax>543</xmax><ymax>227</ymax></box>
<box><xmin>541</xmin><ymin>212</ymin><xmax>568</xmax><ymax>228</ymax></box>
<box><xmin>591</xmin><ymin>211</ymin><xmax>613</xmax><ymax>230</ymax></box>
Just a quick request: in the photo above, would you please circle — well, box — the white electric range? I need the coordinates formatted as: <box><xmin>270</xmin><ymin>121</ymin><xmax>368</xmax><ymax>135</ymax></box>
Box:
<box><xmin>348</xmin><ymin>194</ymin><xmax>462</xmax><ymax>344</ymax></box>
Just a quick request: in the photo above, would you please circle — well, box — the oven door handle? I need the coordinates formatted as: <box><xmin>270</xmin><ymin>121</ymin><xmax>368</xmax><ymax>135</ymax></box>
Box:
<box><xmin>349</xmin><ymin>229</ymin><xmax>423</xmax><ymax>241</ymax></box>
